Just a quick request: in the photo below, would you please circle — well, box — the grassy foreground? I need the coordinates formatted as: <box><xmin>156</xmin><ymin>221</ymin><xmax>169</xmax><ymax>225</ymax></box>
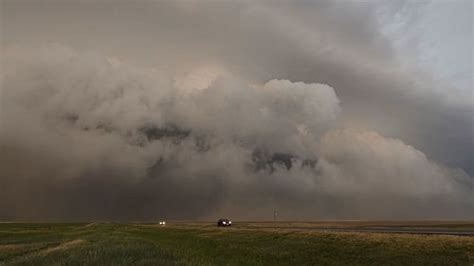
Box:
<box><xmin>0</xmin><ymin>222</ymin><xmax>473</xmax><ymax>265</ymax></box>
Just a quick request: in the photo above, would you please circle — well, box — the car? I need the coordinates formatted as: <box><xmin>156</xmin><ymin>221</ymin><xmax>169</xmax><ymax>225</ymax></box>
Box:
<box><xmin>159</xmin><ymin>221</ymin><xmax>166</xmax><ymax>225</ymax></box>
<box><xmin>217</xmin><ymin>218</ymin><xmax>232</xmax><ymax>227</ymax></box>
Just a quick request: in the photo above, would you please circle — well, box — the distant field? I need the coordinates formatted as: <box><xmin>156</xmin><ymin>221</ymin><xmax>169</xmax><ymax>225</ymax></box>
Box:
<box><xmin>1</xmin><ymin>222</ymin><xmax>473</xmax><ymax>265</ymax></box>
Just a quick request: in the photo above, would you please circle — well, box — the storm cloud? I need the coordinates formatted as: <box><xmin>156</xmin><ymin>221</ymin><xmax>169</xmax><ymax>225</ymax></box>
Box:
<box><xmin>0</xmin><ymin>0</ymin><xmax>472</xmax><ymax>220</ymax></box>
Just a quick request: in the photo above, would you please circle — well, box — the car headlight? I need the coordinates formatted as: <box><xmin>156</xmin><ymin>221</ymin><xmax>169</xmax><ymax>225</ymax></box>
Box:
<box><xmin>229</xmin><ymin>221</ymin><xmax>232</xmax><ymax>224</ymax></box>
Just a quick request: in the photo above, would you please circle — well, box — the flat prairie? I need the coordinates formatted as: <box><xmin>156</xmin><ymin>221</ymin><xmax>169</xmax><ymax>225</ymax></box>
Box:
<box><xmin>1</xmin><ymin>221</ymin><xmax>473</xmax><ymax>265</ymax></box>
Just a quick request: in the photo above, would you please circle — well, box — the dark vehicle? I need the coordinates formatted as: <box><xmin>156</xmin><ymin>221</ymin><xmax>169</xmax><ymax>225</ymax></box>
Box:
<box><xmin>217</xmin><ymin>218</ymin><xmax>232</xmax><ymax>227</ymax></box>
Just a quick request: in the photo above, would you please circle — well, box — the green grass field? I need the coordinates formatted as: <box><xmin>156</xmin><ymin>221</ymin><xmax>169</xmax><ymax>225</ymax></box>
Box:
<box><xmin>1</xmin><ymin>222</ymin><xmax>473</xmax><ymax>265</ymax></box>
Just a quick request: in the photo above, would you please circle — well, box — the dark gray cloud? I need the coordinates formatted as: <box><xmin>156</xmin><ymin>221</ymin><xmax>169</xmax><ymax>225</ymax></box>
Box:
<box><xmin>0</xmin><ymin>0</ymin><xmax>472</xmax><ymax>220</ymax></box>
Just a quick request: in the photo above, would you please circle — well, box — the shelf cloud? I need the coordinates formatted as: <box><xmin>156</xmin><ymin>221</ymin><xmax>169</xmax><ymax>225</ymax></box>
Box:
<box><xmin>1</xmin><ymin>0</ymin><xmax>472</xmax><ymax>220</ymax></box>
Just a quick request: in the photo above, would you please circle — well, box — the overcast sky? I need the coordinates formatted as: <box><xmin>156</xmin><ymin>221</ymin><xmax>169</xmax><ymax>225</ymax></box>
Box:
<box><xmin>0</xmin><ymin>0</ymin><xmax>472</xmax><ymax>221</ymax></box>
